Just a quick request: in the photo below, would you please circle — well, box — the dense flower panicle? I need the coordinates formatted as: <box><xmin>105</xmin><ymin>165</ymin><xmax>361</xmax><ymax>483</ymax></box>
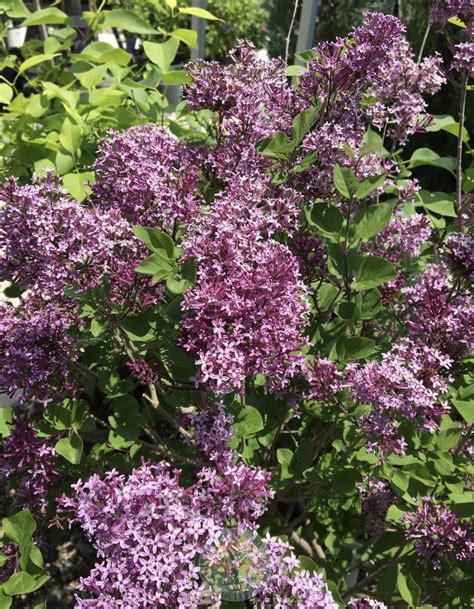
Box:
<box><xmin>0</xmin><ymin>174</ymin><xmax>164</xmax><ymax>311</ymax></box>
<box><xmin>429</xmin><ymin>0</ymin><xmax>474</xmax><ymax>24</ymax></box>
<box><xmin>289</xmin><ymin>234</ymin><xmax>328</xmax><ymax>283</ymax></box>
<box><xmin>347</xmin><ymin>339</ymin><xmax>452</xmax><ymax>455</ymax></box>
<box><xmin>373</xmin><ymin>210</ymin><xmax>431</xmax><ymax>264</ymax></box>
<box><xmin>402</xmin><ymin>263</ymin><xmax>474</xmax><ymax>358</ymax></box>
<box><xmin>0</xmin><ymin>302</ymin><xmax>75</xmax><ymax>404</ymax></box>
<box><xmin>253</xmin><ymin>535</ymin><xmax>339</xmax><ymax>608</ymax></box>
<box><xmin>181</xmin><ymin>181</ymin><xmax>309</xmax><ymax>395</ymax></box>
<box><xmin>0</xmin><ymin>175</ymin><xmax>102</xmax><ymax>301</ymax></box>
<box><xmin>60</xmin><ymin>460</ymin><xmax>275</xmax><ymax>608</ymax></box>
<box><xmin>0</xmin><ymin>420</ymin><xmax>61</xmax><ymax>513</ymax></box>
<box><xmin>443</xmin><ymin>232</ymin><xmax>474</xmax><ymax>281</ymax></box>
<box><xmin>92</xmin><ymin>124</ymin><xmax>201</xmax><ymax>228</ymax></box>
<box><xmin>295</xmin><ymin>13</ymin><xmax>445</xmax><ymax>198</ymax></box>
<box><xmin>125</xmin><ymin>359</ymin><xmax>156</xmax><ymax>385</ymax></box>
<box><xmin>185</xmin><ymin>42</ymin><xmax>300</xmax><ymax>183</ymax></box>
<box><xmin>60</xmin><ymin>463</ymin><xmax>218</xmax><ymax>608</ymax></box>
<box><xmin>187</xmin><ymin>404</ymin><xmax>235</xmax><ymax>464</ymax></box>
<box><xmin>404</xmin><ymin>497</ymin><xmax>474</xmax><ymax>568</ymax></box>
<box><xmin>197</xmin><ymin>462</ymin><xmax>274</xmax><ymax>528</ymax></box>
<box><xmin>358</xmin><ymin>477</ymin><xmax>396</xmax><ymax>536</ymax></box>
<box><xmin>451</xmin><ymin>41</ymin><xmax>474</xmax><ymax>75</ymax></box>
<box><xmin>304</xmin><ymin>357</ymin><xmax>341</xmax><ymax>404</ymax></box>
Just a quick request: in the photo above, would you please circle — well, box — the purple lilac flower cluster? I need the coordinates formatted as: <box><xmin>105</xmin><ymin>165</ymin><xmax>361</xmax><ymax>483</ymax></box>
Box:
<box><xmin>253</xmin><ymin>535</ymin><xmax>339</xmax><ymax>608</ymax></box>
<box><xmin>181</xmin><ymin>179</ymin><xmax>308</xmax><ymax>395</ymax></box>
<box><xmin>404</xmin><ymin>497</ymin><xmax>474</xmax><ymax>568</ymax></box>
<box><xmin>0</xmin><ymin>303</ymin><xmax>75</xmax><ymax>405</ymax></box>
<box><xmin>372</xmin><ymin>210</ymin><xmax>431</xmax><ymax>265</ymax></box>
<box><xmin>429</xmin><ymin>0</ymin><xmax>474</xmax><ymax>24</ymax></box>
<box><xmin>358</xmin><ymin>477</ymin><xmax>397</xmax><ymax>536</ymax></box>
<box><xmin>347</xmin><ymin>339</ymin><xmax>452</xmax><ymax>455</ymax></box>
<box><xmin>443</xmin><ymin>232</ymin><xmax>474</xmax><ymax>282</ymax></box>
<box><xmin>304</xmin><ymin>357</ymin><xmax>342</xmax><ymax>404</ymax></box>
<box><xmin>60</xmin><ymin>461</ymin><xmax>326</xmax><ymax>608</ymax></box>
<box><xmin>451</xmin><ymin>41</ymin><xmax>474</xmax><ymax>75</ymax></box>
<box><xmin>185</xmin><ymin>42</ymin><xmax>300</xmax><ymax>183</ymax></box>
<box><xmin>294</xmin><ymin>13</ymin><xmax>445</xmax><ymax>198</ymax></box>
<box><xmin>0</xmin><ymin>419</ymin><xmax>61</xmax><ymax>513</ymax></box>
<box><xmin>92</xmin><ymin>124</ymin><xmax>202</xmax><ymax>229</ymax></box>
<box><xmin>187</xmin><ymin>403</ymin><xmax>235</xmax><ymax>463</ymax></box>
<box><xmin>0</xmin><ymin>126</ymin><xmax>200</xmax><ymax>403</ymax></box>
<box><xmin>125</xmin><ymin>358</ymin><xmax>156</xmax><ymax>386</ymax></box>
<box><xmin>402</xmin><ymin>263</ymin><xmax>474</xmax><ymax>358</ymax></box>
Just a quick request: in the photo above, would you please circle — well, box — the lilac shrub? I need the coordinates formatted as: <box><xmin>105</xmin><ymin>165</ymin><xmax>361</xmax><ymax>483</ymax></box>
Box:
<box><xmin>0</xmin><ymin>5</ymin><xmax>473</xmax><ymax>609</ymax></box>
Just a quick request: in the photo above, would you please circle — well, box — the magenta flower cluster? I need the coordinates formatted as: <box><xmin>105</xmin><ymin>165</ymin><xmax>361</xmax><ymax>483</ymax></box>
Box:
<box><xmin>358</xmin><ymin>477</ymin><xmax>397</xmax><ymax>536</ymax></box>
<box><xmin>92</xmin><ymin>124</ymin><xmax>202</xmax><ymax>229</ymax></box>
<box><xmin>254</xmin><ymin>535</ymin><xmax>339</xmax><ymax>608</ymax></box>
<box><xmin>0</xmin><ymin>419</ymin><xmax>61</xmax><ymax>513</ymax></box>
<box><xmin>347</xmin><ymin>340</ymin><xmax>452</xmax><ymax>455</ymax></box>
<box><xmin>181</xmin><ymin>178</ymin><xmax>308</xmax><ymax>395</ymax></box>
<box><xmin>404</xmin><ymin>497</ymin><xmax>474</xmax><ymax>568</ymax></box>
<box><xmin>403</xmin><ymin>263</ymin><xmax>474</xmax><ymax>358</ymax></box>
<box><xmin>429</xmin><ymin>0</ymin><xmax>474</xmax><ymax>24</ymax></box>
<box><xmin>60</xmin><ymin>461</ymin><xmax>336</xmax><ymax>608</ymax></box>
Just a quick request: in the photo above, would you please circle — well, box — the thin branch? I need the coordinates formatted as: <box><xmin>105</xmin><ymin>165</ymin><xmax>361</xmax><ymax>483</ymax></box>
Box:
<box><xmin>285</xmin><ymin>0</ymin><xmax>300</xmax><ymax>64</ymax></box>
<box><xmin>456</xmin><ymin>70</ymin><xmax>468</xmax><ymax>230</ymax></box>
<box><xmin>143</xmin><ymin>384</ymin><xmax>193</xmax><ymax>441</ymax></box>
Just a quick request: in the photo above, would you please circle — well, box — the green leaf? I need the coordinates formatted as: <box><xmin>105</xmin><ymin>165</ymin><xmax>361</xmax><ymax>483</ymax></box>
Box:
<box><xmin>62</xmin><ymin>172</ymin><xmax>94</xmax><ymax>202</ymax></box>
<box><xmin>447</xmin><ymin>16</ymin><xmax>466</xmax><ymax>28</ymax></box>
<box><xmin>18</xmin><ymin>53</ymin><xmax>59</xmax><ymax>75</ymax></box>
<box><xmin>408</xmin><ymin>148</ymin><xmax>456</xmax><ymax>174</ymax></box>
<box><xmin>336</xmin><ymin>301</ymin><xmax>360</xmax><ymax>321</ymax></box>
<box><xmin>102</xmin><ymin>9</ymin><xmax>157</xmax><ymax>35</ymax></box>
<box><xmin>2</xmin><ymin>510</ymin><xmax>36</xmax><ymax>548</ymax></box>
<box><xmin>333</xmin><ymin>336</ymin><xmax>375</xmax><ymax>362</ymax></box>
<box><xmin>170</xmin><ymin>28</ymin><xmax>197</xmax><ymax>48</ymax></box>
<box><xmin>451</xmin><ymin>400</ymin><xmax>473</xmax><ymax>424</ymax></box>
<box><xmin>178</xmin><ymin>6</ymin><xmax>223</xmax><ymax>21</ymax></box>
<box><xmin>386</xmin><ymin>504</ymin><xmax>405</xmax><ymax>524</ymax></box>
<box><xmin>0</xmin><ymin>407</ymin><xmax>12</xmax><ymax>438</ymax></box>
<box><xmin>298</xmin><ymin>555</ymin><xmax>318</xmax><ymax>573</ymax></box>
<box><xmin>353</xmin><ymin>202</ymin><xmax>394</xmax><ymax>239</ymax></box>
<box><xmin>55</xmin><ymin>432</ymin><xmax>83</xmax><ymax>465</ymax></box>
<box><xmin>292</xmin><ymin>107</ymin><xmax>318</xmax><ymax>146</ymax></box>
<box><xmin>21</xmin><ymin>7</ymin><xmax>68</xmax><ymax>26</ymax></box>
<box><xmin>257</xmin><ymin>131</ymin><xmax>295</xmax><ymax>160</ymax></box>
<box><xmin>135</xmin><ymin>253</ymin><xmax>174</xmax><ymax>277</ymax></box>
<box><xmin>166</xmin><ymin>277</ymin><xmax>190</xmax><ymax>294</ymax></box>
<box><xmin>427</xmin><ymin>115</ymin><xmax>469</xmax><ymax>143</ymax></box>
<box><xmin>397</xmin><ymin>566</ymin><xmax>421</xmax><ymax>608</ymax></box>
<box><xmin>160</xmin><ymin>70</ymin><xmax>192</xmax><ymax>86</ymax></box>
<box><xmin>3</xmin><ymin>572</ymin><xmax>48</xmax><ymax>596</ymax></box>
<box><xmin>0</xmin><ymin>83</ymin><xmax>13</xmax><ymax>104</ymax></box>
<box><xmin>59</xmin><ymin>118</ymin><xmax>82</xmax><ymax>155</ymax></box>
<box><xmin>355</xmin><ymin>175</ymin><xmax>386</xmax><ymax>200</ymax></box>
<box><xmin>132</xmin><ymin>226</ymin><xmax>175</xmax><ymax>257</ymax></box>
<box><xmin>234</xmin><ymin>406</ymin><xmax>264</xmax><ymax>437</ymax></box>
<box><xmin>354</xmin><ymin>256</ymin><xmax>396</xmax><ymax>291</ymax></box>
<box><xmin>333</xmin><ymin>163</ymin><xmax>359</xmax><ymax>199</ymax></box>
<box><xmin>309</xmin><ymin>203</ymin><xmax>344</xmax><ymax>236</ymax></box>
<box><xmin>0</xmin><ymin>589</ymin><xmax>12</xmax><ymax>609</ymax></box>
<box><xmin>0</xmin><ymin>0</ymin><xmax>30</xmax><ymax>18</ymax></box>
<box><xmin>143</xmin><ymin>38</ymin><xmax>180</xmax><ymax>71</ymax></box>
<box><xmin>415</xmin><ymin>191</ymin><xmax>457</xmax><ymax>217</ymax></box>
<box><xmin>286</xmin><ymin>64</ymin><xmax>307</xmax><ymax>76</ymax></box>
